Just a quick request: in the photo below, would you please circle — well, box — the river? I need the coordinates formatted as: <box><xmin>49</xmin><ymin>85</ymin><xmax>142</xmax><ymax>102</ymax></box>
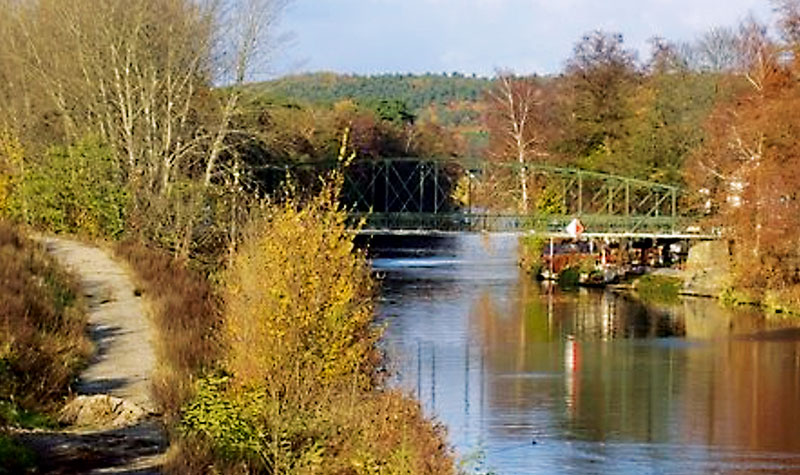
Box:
<box><xmin>370</xmin><ymin>233</ymin><xmax>800</xmax><ymax>474</ymax></box>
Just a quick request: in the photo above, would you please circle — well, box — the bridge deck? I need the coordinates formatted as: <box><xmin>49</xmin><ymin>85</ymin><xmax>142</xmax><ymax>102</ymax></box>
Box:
<box><xmin>357</xmin><ymin>228</ymin><xmax>717</xmax><ymax>240</ymax></box>
<box><xmin>350</xmin><ymin>211</ymin><xmax>701</xmax><ymax>236</ymax></box>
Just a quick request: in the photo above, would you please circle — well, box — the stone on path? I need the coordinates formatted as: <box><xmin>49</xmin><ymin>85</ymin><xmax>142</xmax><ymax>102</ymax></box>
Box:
<box><xmin>59</xmin><ymin>395</ymin><xmax>147</xmax><ymax>429</ymax></box>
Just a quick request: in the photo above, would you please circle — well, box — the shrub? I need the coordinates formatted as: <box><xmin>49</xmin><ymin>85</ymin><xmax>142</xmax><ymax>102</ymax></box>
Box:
<box><xmin>172</xmin><ymin>177</ymin><xmax>454</xmax><ymax>474</ymax></box>
<box><xmin>558</xmin><ymin>267</ymin><xmax>582</xmax><ymax>288</ymax></box>
<box><xmin>556</xmin><ymin>256</ymin><xmax>596</xmax><ymax>288</ymax></box>
<box><xmin>518</xmin><ymin>234</ymin><xmax>547</xmax><ymax>275</ymax></box>
<box><xmin>223</xmin><ymin>180</ymin><xmax>377</xmax><ymax>392</ymax></box>
<box><xmin>635</xmin><ymin>275</ymin><xmax>683</xmax><ymax>304</ymax></box>
<box><xmin>0</xmin><ymin>220</ymin><xmax>89</xmax><ymax>416</ymax></box>
<box><xmin>10</xmin><ymin>136</ymin><xmax>128</xmax><ymax>238</ymax></box>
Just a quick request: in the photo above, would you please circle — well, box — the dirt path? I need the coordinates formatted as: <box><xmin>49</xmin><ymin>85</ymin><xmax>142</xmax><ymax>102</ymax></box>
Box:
<box><xmin>17</xmin><ymin>237</ymin><xmax>166</xmax><ymax>474</ymax></box>
<box><xmin>41</xmin><ymin>237</ymin><xmax>158</xmax><ymax>412</ymax></box>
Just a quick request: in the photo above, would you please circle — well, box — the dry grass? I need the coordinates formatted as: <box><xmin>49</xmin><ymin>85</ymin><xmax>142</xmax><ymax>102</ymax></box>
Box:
<box><xmin>0</xmin><ymin>220</ymin><xmax>90</xmax><ymax>417</ymax></box>
<box><xmin>114</xmin><ymin>240</ymin><xmax>222</xmax><ymax>421</ymax></box>
<box><xmin>169</xmin><ymin>388</ymin><xmax>453</xmax><ymax>475</ymax></box>
<box><xmin>323</xmin><ymin>390</ymin><xmax>453</xmax><ymax>474</ymax></box>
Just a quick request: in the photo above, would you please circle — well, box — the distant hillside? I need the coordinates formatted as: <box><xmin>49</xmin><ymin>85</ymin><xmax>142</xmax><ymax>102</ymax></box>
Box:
<box><xmin>249</xmin><ymin>72</ymin><xmax>492</xmax><ymax>112</ymax></box>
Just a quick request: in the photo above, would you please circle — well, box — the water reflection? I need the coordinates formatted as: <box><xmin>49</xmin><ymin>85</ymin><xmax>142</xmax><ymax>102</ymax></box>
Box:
<box><xmin>375</xmin><ymin>234</ymin><xmax>800</xmax><ymax>474</ymax></box>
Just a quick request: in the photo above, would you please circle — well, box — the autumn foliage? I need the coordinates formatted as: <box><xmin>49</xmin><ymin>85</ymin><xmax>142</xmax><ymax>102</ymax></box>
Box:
<box><xmin>686</xmin><ymin>16</ymin><xmax>800</xmax><ymax>308</ymax></box>
<box><xmin>224</xmin><ymin>184</ymin><xmax>377</xmax><ymax>391</ymax></box>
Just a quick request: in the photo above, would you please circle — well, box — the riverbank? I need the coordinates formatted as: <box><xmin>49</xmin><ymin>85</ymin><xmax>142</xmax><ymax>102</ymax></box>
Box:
<box><xmin>534</xmin><ymin>237</ymin><xmax>800</xmax><ymax>318</ymax></box>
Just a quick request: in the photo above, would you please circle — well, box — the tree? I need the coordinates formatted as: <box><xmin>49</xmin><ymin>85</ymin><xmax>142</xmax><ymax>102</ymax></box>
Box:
<box><xmin>563</xmin><ymin>31</ymin><xmax>639</xmax><ymax>171</ymax></box>
<box><xmin>610</xmin><ymin>39</ymin><xmax>721</xmax><ymax>184</ymax></box>
<box><xmin>0</xmin><ymin>0</ymin><xmax>288</xmax><ymax>255</ymax></box>
<box><xmin>685</xmin><ymin>15</ymin><xmax>800</xmax><ymax>297</ymax></box>
<box><xmin>647</xmin><ymin>37</ymin><xmax>691</xmax><ymax>75</ymax></box>
<box><xmin>486</xmin><ymin>73</ymin><xmax>553</xmax><ymax>213</ymax></box>
<box><xmin>693</xmin><ymin>26</ymin><xmax>741</xmax><ymax>72</ymax></box>
<box><xmin>772</xmin><ymin>0</ymin><xmax>800</xmax><ymax>46</ymax></box>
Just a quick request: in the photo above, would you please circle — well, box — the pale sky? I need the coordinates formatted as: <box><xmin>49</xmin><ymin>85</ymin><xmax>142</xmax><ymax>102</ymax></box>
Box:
<box><xmin>270</xmin><ymin>0</ymin><xmax>774</xmax><ymax>77</ymax></box>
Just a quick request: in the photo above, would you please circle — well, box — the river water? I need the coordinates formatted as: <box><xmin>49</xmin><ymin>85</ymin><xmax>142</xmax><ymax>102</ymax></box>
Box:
<box><xmin>371</xmin><ymin>234</ymin><xmax>800</xmax><ymax>474</ymax></box>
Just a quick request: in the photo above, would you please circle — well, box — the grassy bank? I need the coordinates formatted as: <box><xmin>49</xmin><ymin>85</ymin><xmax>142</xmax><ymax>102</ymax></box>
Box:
<box><xmin>0</xmin><ymin>221</ymin><xmax>90</xmax><ymax>471</ymax></box>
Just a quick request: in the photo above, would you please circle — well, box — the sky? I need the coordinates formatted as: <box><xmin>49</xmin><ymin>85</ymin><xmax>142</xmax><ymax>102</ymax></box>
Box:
<box><xmin>268</xmin><ymin>0</ymin><xmax>775</xmax><ymax>78</ymax></box>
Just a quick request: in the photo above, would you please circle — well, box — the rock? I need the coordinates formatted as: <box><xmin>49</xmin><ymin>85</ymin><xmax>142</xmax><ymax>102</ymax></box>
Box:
<box><xmin>684</xmin><ymin>241</ymin><xmax>732</xmax><ymax>297</ymax></box>
<box><xmin>59</xmin><ymin>395</ymin><xmax>147</xmax><ymax>429</ymax></box>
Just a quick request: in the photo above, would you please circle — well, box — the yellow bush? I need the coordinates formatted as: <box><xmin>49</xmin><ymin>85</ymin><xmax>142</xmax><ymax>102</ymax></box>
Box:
<box><xmin>224</xmin><ymin>178</ymin><xmax>377</xmax><ymax>394</ymax></box>
<box><xmin>176</xmin><ymin>144</ymin><xmax>453</xmax><ymax>473</ymax></box>
<box><xmin>0</xmin><ymin>129</ymin><xmax>23</xmax><ymax>216</ymax></box>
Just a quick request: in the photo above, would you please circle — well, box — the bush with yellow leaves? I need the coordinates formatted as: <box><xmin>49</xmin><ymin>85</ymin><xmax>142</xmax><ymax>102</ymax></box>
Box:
<box><xmin>172</xmin><ymin>173</ymin><xmax>453</xmax><ymax>474</ymax></box>
<box><xmin>0</xmin><ymin>129</ymin><xmax>23</xmax><ymax>216</ymax></box>
<box><xmin>224</xmin><ymin>179</ymin><xmax>377</xmax><ymax>394</ymax></box>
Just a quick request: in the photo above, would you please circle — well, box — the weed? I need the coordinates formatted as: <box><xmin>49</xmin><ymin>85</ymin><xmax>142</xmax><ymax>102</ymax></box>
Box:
<box><xmin>635</xmin><ymin>275</ymin><xmax>683</xmax><ymax>304</ymax></box>
<box><xmin>0</xmin><ymin>401</ymin><xmax>56</xmax><ymax>429</ymax></box>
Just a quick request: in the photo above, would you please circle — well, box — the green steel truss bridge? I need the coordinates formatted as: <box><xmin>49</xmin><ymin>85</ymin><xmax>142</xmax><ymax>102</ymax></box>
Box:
<box><xmin>275</xmin><ymin>158</ymin><xmax>705</xmax><ymax>238</ymax></box>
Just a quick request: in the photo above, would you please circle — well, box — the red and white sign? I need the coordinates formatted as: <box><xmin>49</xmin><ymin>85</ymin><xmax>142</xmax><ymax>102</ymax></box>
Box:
<box><xmin>566</xmin><ymin>218</ymin><xmax>585</xmax><ymax>238</ymax></box>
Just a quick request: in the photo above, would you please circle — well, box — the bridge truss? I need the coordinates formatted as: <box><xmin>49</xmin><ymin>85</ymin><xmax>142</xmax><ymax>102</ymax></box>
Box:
<box><xmin>274</xmin><ymin>158</ymin><xmax>686</xmax><ymax>235</ymax></box>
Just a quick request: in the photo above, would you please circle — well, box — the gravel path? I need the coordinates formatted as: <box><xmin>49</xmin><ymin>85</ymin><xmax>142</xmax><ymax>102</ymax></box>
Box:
<box><xmin>41</xmin><ymin>237</ymin><xmax>158</xmax><ymax>413</ymax></box>
<box><xmin>18</xmin><ymin>237</ymin><xmax>166</xmax><ymax>474</ymax></box>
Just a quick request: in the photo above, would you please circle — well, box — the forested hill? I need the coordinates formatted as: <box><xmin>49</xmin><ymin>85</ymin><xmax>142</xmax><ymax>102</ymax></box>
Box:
<box><xmin>249</xmin><ymin>72</ymin><xmax>492</xmax><ymax>110</ymax></box>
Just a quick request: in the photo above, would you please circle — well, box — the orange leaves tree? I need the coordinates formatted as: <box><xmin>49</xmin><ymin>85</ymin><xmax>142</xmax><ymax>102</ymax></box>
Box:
<box><xmin>687</xmin><ymin>15</ymin><xmax>800</xmax><ymax>297</ymax></box>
